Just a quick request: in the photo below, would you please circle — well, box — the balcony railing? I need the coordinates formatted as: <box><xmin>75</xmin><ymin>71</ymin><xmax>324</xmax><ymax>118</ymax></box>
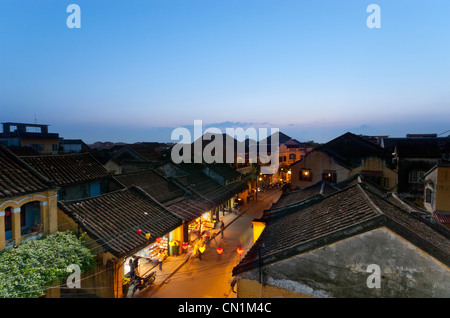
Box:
<box><xmin>4</xmin><ymin>230</ymin><xmax>44</xmax><ymax>250</ymax></box>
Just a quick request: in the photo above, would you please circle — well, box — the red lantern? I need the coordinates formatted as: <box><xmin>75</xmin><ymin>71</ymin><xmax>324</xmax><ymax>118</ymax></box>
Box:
<box><xmin>182</xmin><ymin>243</ymin><xmax>188</xmax><ymax>251</ymax></box>
<box><xmin>216</xmin><ymin>247</ymin><xmax>224</xmax><ymax>255</ymax></box>
<box><xmin>136</xmin><ymin>229</ymin><xmax>142</xmax><ymax>235</ymax></box>
<box><xmin>237</xmin><ymin>247</ymin><xmax>244</xmax><ymax>255</ymax></box>
<box><xmin>156</xmin><ymin>237</ymin><xmax>162</xmax><ymax>243</ymax></box>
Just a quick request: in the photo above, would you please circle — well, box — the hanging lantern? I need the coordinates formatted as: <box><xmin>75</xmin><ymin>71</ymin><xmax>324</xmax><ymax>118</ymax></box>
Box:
<box><xmin>136</xmin><ymin>229</ymin><xmax>142</xmax><ymax>235</ymax></box>
<box><xmin>237</xmin><ymin>247</ymin><xmax>244</xmax><ymax>255</ymax></box>
<box><xmin>156</xmin><ymin>237</ymin><xmax>162</xmax><ymax>243</ymax></box>
<box><xmin>145</xmin><ymin>233</ymin><xmax>151</xmax><ymax>240</ymax></box>
<box><xmin>182</xmin><ymin>243</ymin><xmax>189</xmax><ymax>251</ymax></box>
<box><xmin>198</xmin><ymin>245</ymin><xmax>206</xmax><ymax>253</ymax></box>
<box><xmin>216</xmin><ymin>247</ymin><xmax>224</xmax><ymax>255</ymax></box>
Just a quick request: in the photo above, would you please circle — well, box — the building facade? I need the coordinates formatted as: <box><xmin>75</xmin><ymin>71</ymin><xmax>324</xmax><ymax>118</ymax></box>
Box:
<box><xmin>0</xmin><ymin>145</ymin><xmax>59</xmax><ymax>251</ymax></box>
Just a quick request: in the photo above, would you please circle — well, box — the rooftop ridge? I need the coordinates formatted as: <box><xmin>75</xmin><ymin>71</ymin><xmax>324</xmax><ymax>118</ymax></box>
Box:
<box><xmin>0</xmin><ymin>144</ymin><xmax>55</xmax><ymax>190</ymax></box>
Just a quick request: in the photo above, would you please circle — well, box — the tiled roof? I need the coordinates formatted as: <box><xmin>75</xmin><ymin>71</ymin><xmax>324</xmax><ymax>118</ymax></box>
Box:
<box><xmin>176</xmin><ymin>164</ymin><xmax>248</xmax><ymax>206</ymax></box>
<box><xmin>206</xmin><ymin>163</ymin><xmax>241</xmax><ymax>182</ymax></box>
<box><xmin>382</xmin><ymin>137</ymin><xmax>450</xmax><ymax>158</ymax></box>
<box><xmin>269</xmin><ymin>181</ymin><xmax>339</xmax><ymax>210</ymax></box>
<box><xmin>58</xmin><ymin>186</ymin><xmax>183</xmax><ymax>258</ymax></box>
<box><xmin>114</xmin><ymin>169</ymin><xmax>215</xmax><ymax>222</ymax></box>
<box><xmin>233</xmin><ymin>182</ymin><xmax>450</xmax><ymax>276</ymax></box>
<box><xmin>20</xmin><ymin>153</ymin><xmax>111</xmax><ymax>187</ymax></box>
<box><xmin>7</xmin><ymin>146</ymin><xmax>39</xmax><ymax>156</ymax></box>
<box><xmin>0</xmin><ymin>145</ymin><xmax>53</xmax><ymax>199</ymax></box>
<box><xmin>114</xmin><ymin>170</ymin><xmax>187</xmax><ymax>205</ymax></box>
<box><xmin>166</xmin><ymin>197</ymin><xmax>214</xmax><ymax>221</ymax></box>
<box><xmin>292</xmin><ymin>132</ymin><xmax>392</xmax><ymax>169</ymax></box>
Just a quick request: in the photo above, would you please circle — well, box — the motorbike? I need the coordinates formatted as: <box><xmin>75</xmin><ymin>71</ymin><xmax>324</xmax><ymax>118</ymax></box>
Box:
<box><xmin>130</xmin><ymin>271</ymin><xmax>156</xmax><ymax>297</ymax></box>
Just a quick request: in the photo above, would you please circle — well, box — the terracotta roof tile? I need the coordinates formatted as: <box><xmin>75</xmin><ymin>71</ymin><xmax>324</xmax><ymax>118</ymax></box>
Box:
<box><xmin>0</xmin><ymin>145</ymin><xmax>52</xmax><ymax>199</ymax></box>
<box><xmin>114</xmin><ymin>170</ymin><xmax>186</xmax><ymax>204</ymax></box>
<box><xmin>58</xmin><ymin>186</ymin><xmax>182</xmax><ymax>257</ymax></box>
<box><xmin>114</xmin><ymin>169</ymin><xmax>214</xmax><ymax>221</ymax></box>
<box><xmin>21</xmin><ymin>153</ymin><xmax>111</xmax><ymax>187</ymax></box>
<box><xmin>233</xmin><ymin>182</ymin><xmax>450</xmax><ymax>275</ymax></box>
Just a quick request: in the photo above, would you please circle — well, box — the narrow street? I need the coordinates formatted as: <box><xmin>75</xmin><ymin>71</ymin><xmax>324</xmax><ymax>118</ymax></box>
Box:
<box><xmin>145</xmin><ymin>189</ymin><xmax>282</xmax><ymax>298</ymax></box>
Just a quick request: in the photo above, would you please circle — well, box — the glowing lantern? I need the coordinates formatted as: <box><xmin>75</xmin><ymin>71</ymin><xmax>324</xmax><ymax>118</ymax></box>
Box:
<box><xmin>216</xmin><ymin>247</ymin><xmax>224</xmax><ymax>255</ymax></box>
<box><xmin>156</xmin><ymin>237</ymin><xmax>162</xmax><ymax>243</ymax></box>
<box><xmin>145</xmin><ymin>233</ymin><xmax>151</xmax><ymax>240</ymax></box>
<box><xmin>198</xmin><ymin>245</ymin><xmax>206</xmax><ymax>253</ymax></box>
<box><xmin>182</xmin><ymin>243</ymin><xmax>188</xmax><ymax>251</ymax></box>
<box><xmin>136</xmin><ymin>229</ymin><xmax>142</xmax><ymax>235</ymax></box>
<box><xmin>237</xmin><ymin>247</ymin><xmax>244</xmax><ymax>255</ymax></box>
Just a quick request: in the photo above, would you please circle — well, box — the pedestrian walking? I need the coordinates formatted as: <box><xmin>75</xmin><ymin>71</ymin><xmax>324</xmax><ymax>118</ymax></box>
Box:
<box><xmin>220</xmin><ymin>221</ymin><xmax>225</xmax><ymax>238</ymax></box>
<box><xmin>133</xmin><ymin>256</ymin><xmax>140</xmax><ymax>276</ymax></box>
<box><xmin>211</xmin><ymin>232</ymin><xmax>217</xmax><ymax>245</ymax></box>
<box><xmin>128</xmin><ymin>258</ymin><xmax>136</xmax><ymax>280</ymax></box>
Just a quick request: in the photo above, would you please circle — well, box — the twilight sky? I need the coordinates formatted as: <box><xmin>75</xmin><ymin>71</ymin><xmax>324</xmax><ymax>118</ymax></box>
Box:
<box><xmin>0</xmin><ymin>0</ymin><xmax>449</xmax><ymax>144</ymax></box>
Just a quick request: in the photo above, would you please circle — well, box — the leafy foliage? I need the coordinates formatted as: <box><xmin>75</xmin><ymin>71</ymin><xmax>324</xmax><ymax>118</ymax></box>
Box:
<box><xmin>0</xmin><ymin>231</ymin><xmax>95</xmax><ymax>298</ymax></box>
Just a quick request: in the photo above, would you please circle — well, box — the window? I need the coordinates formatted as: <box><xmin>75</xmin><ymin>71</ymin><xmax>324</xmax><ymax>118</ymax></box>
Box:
<box><xmin>52</xmin><ymin>144</ymin><xmax>58</xmax><ymax>152</ymax></box>
<box><xmin>289</xmin><ymin>154</ymin><xmax>296</xmax><ymax>160</ymax></box>
<box><xmin>409</xmin><ymin>170</ymin><xmax>425</xmax><ymax>184</ymax></box>
<box><xmin>425</xmin><ymin>188</ymin><xmax>433</xmax><ymax>204</ymax></box>
<box><xmin>299</xmin><ymin>169</ymin><xmax>312</xmax><ymax>181</ymax></box>
<box><xmin>322</xmin><ymin>171</ymin><xmax>337</xmax><ymax>183</ymax></box>
<box><xmin>5</xmin><ymin>208</ymin><xmax>12</xmax><ymax>231</ymax></box>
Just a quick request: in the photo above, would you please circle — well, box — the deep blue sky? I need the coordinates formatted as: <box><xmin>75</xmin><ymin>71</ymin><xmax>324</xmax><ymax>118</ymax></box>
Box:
<box><xmin>1</xmin><ymin>0</ymin><xmax>449</xmax><ymax>144</ymax></box>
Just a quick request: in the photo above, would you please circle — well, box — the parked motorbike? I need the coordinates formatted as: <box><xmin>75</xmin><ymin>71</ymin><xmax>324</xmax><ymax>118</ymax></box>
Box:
<box><xmin>131</xmin><ymin>271</ymin><xmax>156</xmax><ymax>297</ymax></box>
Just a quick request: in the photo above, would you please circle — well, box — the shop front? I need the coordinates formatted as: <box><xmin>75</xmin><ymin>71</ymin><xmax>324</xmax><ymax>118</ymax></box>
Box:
<box><xmin>122</xmin><ymin>224</ymin><xmax>184</xmax><ymax>284</ymax></box>
<box><xmin>188</xmin><ymin>211</ymin><xmax>215</xmax><ymax>242</ymax></box>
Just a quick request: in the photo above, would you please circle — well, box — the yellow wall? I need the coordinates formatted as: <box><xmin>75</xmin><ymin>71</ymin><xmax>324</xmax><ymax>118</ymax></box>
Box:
<box><xmin>436</xmin><ymin>166</ymin><xmax>450</xmax><ymax>212</ymax></box>
<box><xmin>20</xmin><ymin>138</ymin><xmax>60</xmax><ymax>154</ymax></box>
<box><xmin>350</xmin><ymin>157</ymin><xmax>397</xmax><ymax>190</ymax></box>
<box><xmin>291</xmin><ymin>151</ymin><xmax>350</xmax><ymax>188</ymax></box>
<box><xmin>252</xmin><ymin>221</ymin><xmax>266</xmax><ymax>243</ymax></box>
<box><xmin>0</xmin><ymin>189</ymin><xmax>58</xmax><ymax>250</ymax></box>
<box><xmin>279</xmin><ymin>144</ymin><xmax>311</xmax><ymax>166</ymax></box>
<box><xmin>292</xmin><ymin>152</ymin><xmax>396</xmax><ymax>190</ymax></box>
<box><xmin>238</xmin><ymin>190</ymin><xmax>249</xmax><ymax>206</ymax></box>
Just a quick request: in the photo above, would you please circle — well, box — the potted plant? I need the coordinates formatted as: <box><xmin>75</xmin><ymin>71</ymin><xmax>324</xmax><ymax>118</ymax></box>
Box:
<box><xmin>31</xmin><ymin>217</ymin><xmax>43</xmax><ymax>232</ymax></box>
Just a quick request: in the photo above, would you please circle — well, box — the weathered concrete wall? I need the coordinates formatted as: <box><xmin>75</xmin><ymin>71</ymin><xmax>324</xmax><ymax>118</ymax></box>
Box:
<box><xmin>238</xmin><ymin>227</ymin><xmax>450</xmax><ymax>298</ymax></box>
